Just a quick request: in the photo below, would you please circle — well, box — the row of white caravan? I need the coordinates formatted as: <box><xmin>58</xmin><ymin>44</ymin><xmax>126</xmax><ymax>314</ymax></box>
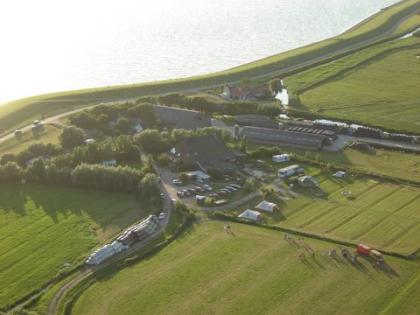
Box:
<box><xmin>86</xmin><ymin>214</ymin><xmax>159</xmax><ymax>265</ymax></box>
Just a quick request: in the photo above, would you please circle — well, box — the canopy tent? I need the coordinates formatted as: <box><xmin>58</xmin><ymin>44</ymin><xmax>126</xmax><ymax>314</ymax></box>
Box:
<box><xmin>238</xmin><ymin>209</ymin><xmax>261</xmax><ymax>221</ymax></box>
<box><xmin>255</xmin><ymin>200</ymin><xmax>277</xmax><ymax>212</ymax></box>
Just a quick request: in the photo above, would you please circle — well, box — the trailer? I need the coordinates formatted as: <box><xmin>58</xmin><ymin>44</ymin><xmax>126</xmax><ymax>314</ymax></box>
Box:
<box><xmin>356</xmin><ymin>244</ymin><xmax>371</xmax><ymax>255</ymax></box>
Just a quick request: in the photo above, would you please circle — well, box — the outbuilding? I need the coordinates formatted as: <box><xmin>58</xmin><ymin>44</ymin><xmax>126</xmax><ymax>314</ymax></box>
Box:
<box><xmin>272</xmin><ymin>154</ymin><xmax>290</xmax><ymax>163</ymax></box>
<box><xmin>278</xmin><ymin>164</ymin><xmax>302</xmax><ymax>178</ymax></box>
<box><xmin>238</xmin><ymin>209</ymin><xmax>262</xmax><ymax>222</ymax></box>
<box><xmin>255</xmin><ymin>200</ymin><xmax>277</xmax><ymax>212</ymax></box>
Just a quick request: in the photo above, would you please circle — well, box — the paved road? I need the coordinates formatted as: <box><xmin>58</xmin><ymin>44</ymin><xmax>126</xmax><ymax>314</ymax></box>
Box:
<box><xmin>47</xmin><ymin>181</ymin><xmax>173</xmax><ymax>315</ymax></box>
<box><xmin>325</xmin><ymin>135</ymin><xmax>420</xmax><ymax>152</ymax></box>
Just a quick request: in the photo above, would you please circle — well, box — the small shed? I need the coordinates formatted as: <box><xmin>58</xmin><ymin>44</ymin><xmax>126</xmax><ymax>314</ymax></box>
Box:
<box><xmin>272</xmin><ymin>154</ymin><xmax>290</xmax><ymax>163</ymax></box>
<box><xmin>102</xmin><ymin>159</ymin><xmax>117</xmax><ymax>167</ymax></box>
<box><xmin>255</xmin><ymin>201</ymin><xmax>277</xmax><ymax>212</ymax></box>
<box><xmin>298</xmin><ymin>175</ymin><xmax>319</xmax><ymax>187</ymax></box>
<box><xmin>333</xmin><ymin>171</ymin><xmax>346</xmax><ymax>178</ymax></box>
<box><xmin>238</xmin><ymin>209</ymin><xmax>262</xmax><ymax>222</ymax></box>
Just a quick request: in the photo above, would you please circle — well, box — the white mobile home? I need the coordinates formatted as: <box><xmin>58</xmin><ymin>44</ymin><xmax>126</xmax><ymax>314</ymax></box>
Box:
<box><xmin>272</xmin><ymin>154</ymin><xmax>290</xmax><ymax>163</ymax></box>
<box><xmin>278</xmin><ymin>164</ymin><xmax>301</xmax><ymax>178</ymax></box>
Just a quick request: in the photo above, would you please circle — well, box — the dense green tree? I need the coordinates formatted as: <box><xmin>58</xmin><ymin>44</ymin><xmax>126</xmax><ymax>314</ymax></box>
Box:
<box><xmin>116</xmin><ymin>117</ymin><xmax>131</xmax><ymax>134</ymax></box>
<box><xmin>135</xmin><ymin>129</ymin><xmax>169</xmax><ymax>155</ymax></box>
<box><xmin>138</xmin><ymin>173</ymin><xmax>160</xmax><ymax>204</ymax></box>
<box><xmin>59</xmin><ymin>126</ymin><xmax>86</xmax><ymax>148</ymax></box>
<box><xmin>0</xmin><ymin>162</ymin><xmax>23</xmax><ymax>183</ymax></box>
<box><xmin>25</xmin><ymin>158</ymin><xmax>46</xmax><ymax>181</ymax></box>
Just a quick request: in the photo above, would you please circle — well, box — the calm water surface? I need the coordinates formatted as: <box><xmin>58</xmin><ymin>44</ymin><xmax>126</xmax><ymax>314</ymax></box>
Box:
<box><xmin>0</xmin><ymin>0</ymin><xmax>399</xmax><ymax>102</ymax></box>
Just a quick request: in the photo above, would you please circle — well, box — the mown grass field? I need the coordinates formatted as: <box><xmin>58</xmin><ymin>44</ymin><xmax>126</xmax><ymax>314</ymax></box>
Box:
<box><xmin>0</xmin><ymin>124</ymin><xmax>62</xmax><ymax>155</ymax></box>
<box><xmin>268</xmin><ymin>177</ymin><xmax>420</xmax><ymax>256</ymax></box>
<box><xmin>297</xmin><ymin>43</ymin><xmax>420</xmax><ymax>133</ymax></box>
<box><xmin>0</xmin><ymin>183</ymin><xmax>146</xmax><ymax>309</ymax></box>
<box><xmin>0</xmin><ymin>0</ymin><xmax>418</xmax><ymax>135</ymax></box>
<box><xmin>71</xmin><ymin>221</ymin><xmax>420</xmax><ymax>315</ymax></box>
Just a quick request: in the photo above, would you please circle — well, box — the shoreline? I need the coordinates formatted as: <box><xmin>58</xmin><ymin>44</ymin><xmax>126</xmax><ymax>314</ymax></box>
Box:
<box><xmin>0</xmin><ymin>0</ymin><xmax>419</xmax><ymax>136</ymax></box>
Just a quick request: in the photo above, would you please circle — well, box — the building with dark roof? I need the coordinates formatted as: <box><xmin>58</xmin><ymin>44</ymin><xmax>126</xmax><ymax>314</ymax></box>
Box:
<box><xmin>154</xmin><ymin>105</ymin><xmax>211</xmax><ymax>130</ymax></box>
<box><xmin>174</xmin><ymin>135</ymin><xmax>237</xmax><ymax>173</ymax></box>
<box><xmin>242</xmin><ymin>126</ymin><xmax>327</xmax><ymax>150</ymax></box>
<box><xmin>235</xmin><ymin>114</ymin><xmax>279</xmax><ymax>129</ymax></box>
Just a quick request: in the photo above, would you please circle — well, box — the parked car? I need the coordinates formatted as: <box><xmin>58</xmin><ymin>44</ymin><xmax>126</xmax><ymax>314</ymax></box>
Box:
<box><xmin>177</xmin><ymin>191</ymin><xmax>184</xmax><ymax>198</ymax></box>
<box><xmin>158</xmin><ymin>212</ymin><xmax>166</xmax><ymax>220</ymax></box>
<box><xmin>203</xmin><ymin>184</ymin><xmax>213</xmax><ymax>191</ymax></box>
<box><xmin>195</xmin><ymin>186</ymin><xmax>204</xmax><ymax>193</ymax></box>
<box><xmin>230</xmin><ymin>184</ymin><xmax>241</xmax><ymax>189</ymax></box>
<box><xmin>172</xmin><ymin>179</ymin><xmax>183</xmax><ymax>185</ymax></box>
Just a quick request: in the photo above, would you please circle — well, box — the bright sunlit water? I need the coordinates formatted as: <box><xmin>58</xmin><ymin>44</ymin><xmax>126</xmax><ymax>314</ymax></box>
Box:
<box><xmin>0</xmin><ymin>0</ymin><xmax>399</xmax><ymax>103</ymax></box>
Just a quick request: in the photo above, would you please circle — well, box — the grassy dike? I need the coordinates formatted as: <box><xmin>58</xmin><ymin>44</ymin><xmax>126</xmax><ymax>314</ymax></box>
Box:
<box><xmin>1</xmin><ymin>0</ymin><xmax>419</xmax><ymax>135</ymax></box>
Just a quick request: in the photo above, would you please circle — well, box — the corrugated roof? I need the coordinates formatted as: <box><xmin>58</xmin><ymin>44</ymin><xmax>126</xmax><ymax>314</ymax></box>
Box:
<box><xmin>243</xmin><ymin>126</ymin><xmax>326</xmax><ymax>149</ymax></box>
<box><xmin>154</xmin><ymin>105</ymin><xmax>211</xmax><ymax>130</ymax></box>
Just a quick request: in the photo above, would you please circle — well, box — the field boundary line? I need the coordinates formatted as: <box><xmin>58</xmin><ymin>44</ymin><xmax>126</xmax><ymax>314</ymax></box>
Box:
<box><xmin>298</xmin><ymin>205</ymin><xmax>340</xmax><ymax>229</ymax></box>
<box><xmin>324</xmin><ymin>186</ymin><xmax>403</xmax><ymax>234</ymax></box>
<box><xmin>381</xmin><ymin>222</ymin><xmax>419</xmax><ymax>249</ymax></box>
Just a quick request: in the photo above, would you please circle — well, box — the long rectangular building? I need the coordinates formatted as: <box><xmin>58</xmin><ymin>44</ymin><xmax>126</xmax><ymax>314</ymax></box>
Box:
<box><xmin>242</xmin><ymin>126</ymin><xmax>326</xmax><ymax>150</ymax></box>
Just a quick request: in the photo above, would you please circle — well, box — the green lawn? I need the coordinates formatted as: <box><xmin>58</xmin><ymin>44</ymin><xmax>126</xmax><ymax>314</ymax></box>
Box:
<box><xmin>0</xmin><ymin>124</ymin><xmax>62</xmax><ymax>156</ymax></box>
<box><xmin>266</xmin><ymin>177</ymin><xmax>420</xmax><ymax>255</ymax></box>
<box><xmin>296</xmin><ymin>43</ymin><xmax>420</xmax><ymax>133</ymax></box>
<box><xmin>71</xmin><ymin>221</ymin><xmax>420</xmax><ymax>315</ymax></box>
<box><xmin>0</xmin><ymin>183</ymin><xmax>147</xmax><ymax>309</ymax></box>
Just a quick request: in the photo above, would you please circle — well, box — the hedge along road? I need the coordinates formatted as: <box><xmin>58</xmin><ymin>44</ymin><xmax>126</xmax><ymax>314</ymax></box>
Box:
<box><xmin>0</xmin><ymin>0</ymin><xmax>419</xmax><ymax>136</ymax></box>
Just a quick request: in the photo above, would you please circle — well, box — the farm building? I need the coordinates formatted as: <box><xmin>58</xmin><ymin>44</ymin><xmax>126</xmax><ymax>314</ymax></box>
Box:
<box><xmin>116</xmin><ymin>215</ymin><xmax>160</xmax><ymax>245</ymax></box>
<box><xmin>222</xmin><ymin>85</ymin><xmax>269</xmax><ymax>100</ymax></box>
<box><xmin>255</xmin><ymin>200</ymin><xmax>277</xmax><ymax>212</ymax></box>
<box><xmin>284</xmin><ymin>120</ymin><xmax>338</xmax><ymax>140</ymax></box>
<box><xmin>298</xmin><ymin>175</ymin><xmax>319</xmax><ymax>187</ymax></box>
<box><xmin>272</xmin><ymin>154</ymin><xmax>290</xmax><ymax>163</ymax></box>
<box><xmin>238</xmin><ymin>209</ymin><xmax>262</xmax><ymax>222</ymax></box>
<box><xmin>86</xmin><ymin>241</ymin><xmax>128</xmax><ymax>265</ymax></box>
<box><xmin>242</xmin><ymin>126</ymin><xmax>327</xmax><ymax>150</ymax></box>
<box><xmin>278</xmin><ymin>164</ymin><xmax>302</xmax><ymax>178</ymax></box>
<box><xmin>154</xmin><ymin>105</ymin><xmax>211</xmax><ymax>130</ymax></box>
<box><xmin>173</xmin><ymin>135</ymin><xmax>237</xmax><ymax>173</ymax></box>
<box><xmin>234</xmin><ymin>114</ymin><xmax>279</xmax><ymax>129</ymax></box>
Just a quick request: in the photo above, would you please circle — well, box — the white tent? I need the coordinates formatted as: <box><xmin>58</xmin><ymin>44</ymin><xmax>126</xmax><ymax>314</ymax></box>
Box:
<box><xmin>238</xmin><ymin>209</ymin><xmax>261</xmax><ymax>222</ymax></box>
<box><xmin>272</xmin><ymin>154</ymin><xmax>290</xmax><ymax>163</ymax></box>
<box><xmin>255</xmin><ymin>200</ymin><xmax>277</xmax><ymax>212</ymax></box>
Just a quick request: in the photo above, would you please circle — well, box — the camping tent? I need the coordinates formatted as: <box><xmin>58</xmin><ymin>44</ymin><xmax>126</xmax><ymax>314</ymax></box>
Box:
<box><xmin>255</xmin><ymin>200</ymin><xmax>277</xmax><ymax>212</ymax></box>
<box><xmin>238</xmin><ymin>209</ymin><xmax>261</xmax><ymax>222</ymax></box>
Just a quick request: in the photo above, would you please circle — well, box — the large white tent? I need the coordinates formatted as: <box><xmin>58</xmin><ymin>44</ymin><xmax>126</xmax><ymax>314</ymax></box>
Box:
<box><xmin>238</xmin><ymin>209</ymin><xmax>261</xmax><ymax>222</ymax></box>
<box><xmin>255</xmin><ymin>200</ymin><xmax>277</xmax><ymax>212</ymax></box>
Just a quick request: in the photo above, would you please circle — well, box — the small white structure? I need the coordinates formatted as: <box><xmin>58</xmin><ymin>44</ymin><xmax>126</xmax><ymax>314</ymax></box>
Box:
<box><xmin>186</xmin><ymin>170</ymin><xmax>211</xmax><ymax>182</ymax></box>
<box><xmin>102</xmin><ymin>159</ymin><xmax>117</xmax><ymax>167</ymax></box>
<box><xmin>86</xmin><ymin>241</ymin><xmax>128</xmax><ymax>265</ymax></box>
<box><xmin>255</xmin><ymin>200</ymin><xmax>277</xmax><ymax>212</ymax></box>
<box><xmin>85</xmin><ymin>138</ymin><xmax>96</xmax><ymax>145</ymax></box>
<box><xmin>238</xmin><ymin>209</ymin><xmax>262</xmax><ymax>222</ymax></box>
<box><xmin>133</xmin><ymin>121</ymin><xmax>143</xmax><ymax>133</ymax></box>
<box><xmin>333</xmin><ymin>171</ymin><xmax>346</xmax><ymax>178</ymax></box>
<box><xmin>298</xmin><ymin>175</ymin><xmax>319</xmax><ymax>187</ymax></box>
<box><xmin>272</xmin><ymin>154</ymin><xmax>290</xmax><ymax>163</ymax></box>
<box><xmin>278</xmin><ymin>164</ymin><xmax>301</xmax><ymax>178</ymax></box>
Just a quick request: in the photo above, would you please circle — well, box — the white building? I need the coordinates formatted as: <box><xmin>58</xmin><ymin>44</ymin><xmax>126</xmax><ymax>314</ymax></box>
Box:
<box><xmin>255</xmin><ymin>201</ymin><xmax>277</xmax><ymax>212</ymax></box>
<box><xmin>278</xmin><ymin>164</ymin><xmax>301</xmax><ymax>178</ymax></box>
<box><xmin>272</xmin><ymin>154</ymin><xmax>290</xmax><ymax>163</ymax></box>
<box><xmin>238</xmin><ymin>209</ymin><xmax>262</xmax><ymax>222</ymax></box>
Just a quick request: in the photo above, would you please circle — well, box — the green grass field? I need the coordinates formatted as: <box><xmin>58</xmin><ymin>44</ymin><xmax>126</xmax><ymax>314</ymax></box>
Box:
<box><xmin>0</xmin><ymin>124</ymin><xmax>62</xmax><ymax>156</ymax></box>
<box><xmin>265</xmin><ymin>177</ymin><xmax>420</xmax><ymax>256</ymax></box>
<box><xmin>0</xmin><ymin>0</ymin><xmax>418</xmax><ymax>135</ymax></box>
<box><xmin>293</xmin><ymin>40</ymin><xmax>420</xmax><ymax>133</ymax></box>
<box><xmin>0</xmin><ymin>183</ymin><xmax>147</xmax><ymax>309</ymax></box>
<box><xmin>71</xmin><ymin>221</ymin><xmax>420</xmax><ymax>315</ymax></box>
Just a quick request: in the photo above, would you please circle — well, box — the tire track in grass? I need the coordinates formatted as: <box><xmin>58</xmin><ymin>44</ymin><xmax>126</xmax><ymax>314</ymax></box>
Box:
<box><xmin>324</xmin><ymin>186</ymin><xmax>402</xmax><ymax>234</ymax></box>
<box><xmin>379</xmin><ymin>270</ymin><xmax>420</xmax><ymax>315</ymax></box>
<box><xmin>352</xmin><ymin>194</ymin><xmax>420</xmax><ymax>240</ymax></box>
<box><xmin>381</xmin><ymin>222</ymin><xmax>419</xmax><ymax>249</ymax></box>
<box><xmin>298</xmin><ymin>205</ymin><xmax>340</xmax><ymax>229</ymax></box>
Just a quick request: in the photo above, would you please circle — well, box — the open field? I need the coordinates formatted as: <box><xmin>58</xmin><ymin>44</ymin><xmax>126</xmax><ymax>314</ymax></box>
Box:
<box><xmin>268</xmin><ymin>177</ymin><xmax>420</xmax><ymax>256</ymax></box>
<box><xmin>0</xmin><ymin>183</ymin><xmax>146</xmax><ymax>309</ymax></box>
<box><xmin>296</xmin><ymin>42</ymin><xmax>420</xmax><ymax>133</ymax></box>
<box><xmin>71</xmin><ymin>221</ymin><xmax>420</xmax><ymax>315</ymax></box>
<box><xmin>247</xmin><ymin>142</ymin><xmax>420</xmax><ymax>183</ymax></box>
<box><xmin>0</xmin><ymin>0</ymin><xmax>418</xmax><ymax>135</ymax></box>
<box><xmin>0</xmin><ymin>124</ymin><xmax>62</xmax><ymax>155</ymax></box>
